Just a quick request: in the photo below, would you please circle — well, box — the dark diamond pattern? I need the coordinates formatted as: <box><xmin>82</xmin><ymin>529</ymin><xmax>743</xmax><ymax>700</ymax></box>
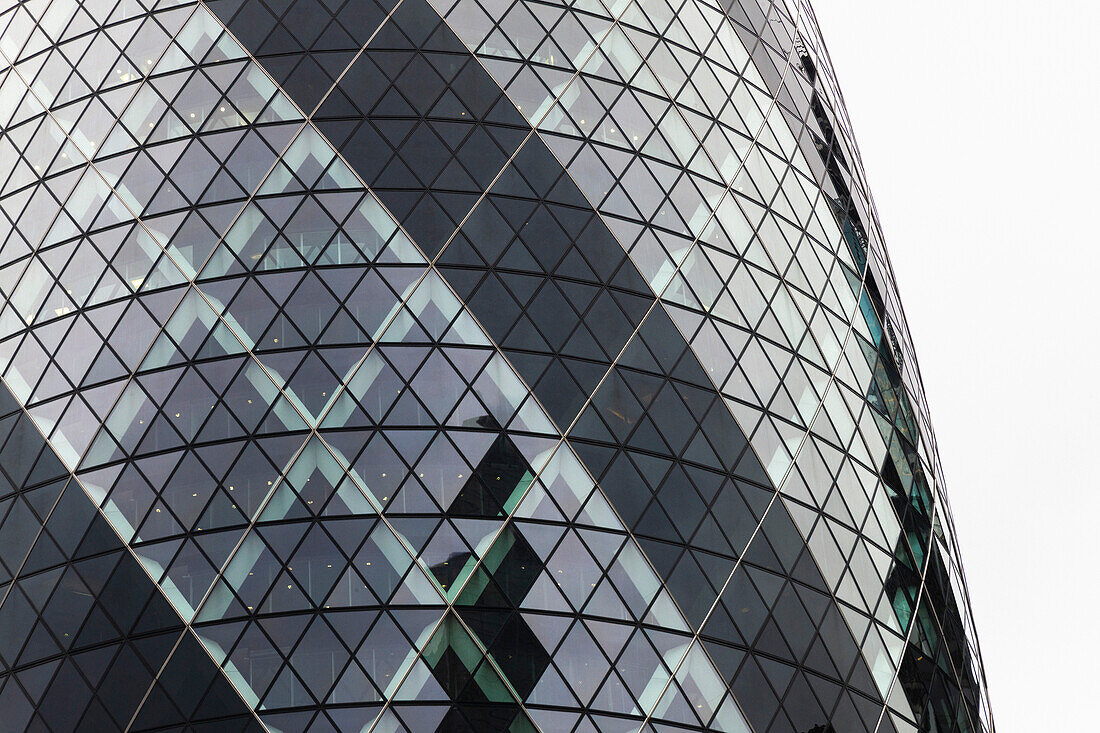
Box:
<box><xmin>0</xmin><ymin>0</ymin><xmax>992</xmax><ymax>732</ymax></box>
<box><xmin>313</xmin><ymin>0</ymin><xmax>532</xmax><ymax>257</ymax></box>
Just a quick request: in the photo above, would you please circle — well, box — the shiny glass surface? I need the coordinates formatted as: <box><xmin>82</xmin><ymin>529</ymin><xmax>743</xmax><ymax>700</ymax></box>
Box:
<box><xmin>0</xmin><ymin>0</ymin><xmax>992</xmax><ymax>731</ymax></box>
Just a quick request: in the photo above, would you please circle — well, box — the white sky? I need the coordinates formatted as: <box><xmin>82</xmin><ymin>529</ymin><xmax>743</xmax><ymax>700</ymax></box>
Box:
<box><xmin>810</xmin><ymin>1</ymin><xmax>1100</xmax><ymax>730</ymax></box>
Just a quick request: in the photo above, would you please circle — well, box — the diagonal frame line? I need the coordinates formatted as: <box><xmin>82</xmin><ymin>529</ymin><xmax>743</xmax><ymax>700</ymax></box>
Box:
<box><xmin>0</xmin><ymin>1</ymin><xmax>983</xmax><ymax>731</ymax></box>
<box><xmin>257</xmin><ymin>1</ymin><xmax>862</xmax><ymax>727</ymax></box>
<box><xmin>0</xmin><ymin>3</ymin><xmax>474</xmax><ymax>728</ymax></box>
<box><xmin>794</xmin><ymin>3</ymin><xmax>995</xmax><ymax>728</ymax></box>
<box><xmin>3</xmin><ymin>6</ymin><xmax>784</xmax><ymax>733</ymax></box>
<box><xmin>183</xmin><ymin>0</ymin><xmax>774</xmax><ymax>726</ymax></box>
<box><xmin>0</xmin><ymin>10</ymin><xmax>293</xmax><ymax>732</ymax></box>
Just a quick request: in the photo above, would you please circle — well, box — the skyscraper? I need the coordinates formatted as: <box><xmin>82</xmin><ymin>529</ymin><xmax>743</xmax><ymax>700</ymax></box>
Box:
<box><xmin>0</xmin><ymin>0</ymin><xmax>993</xmax><ymax>730</ymax></box>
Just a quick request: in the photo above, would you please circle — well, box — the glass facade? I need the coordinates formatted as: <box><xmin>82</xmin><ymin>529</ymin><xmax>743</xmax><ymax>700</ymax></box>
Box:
<box><xmin>0</xmin><ymin>0</ymin><xmax>993</xmax><ymax>731</ymax></box>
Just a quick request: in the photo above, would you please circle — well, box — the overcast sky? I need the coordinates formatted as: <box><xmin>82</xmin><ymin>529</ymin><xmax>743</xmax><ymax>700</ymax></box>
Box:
<box><xmin>810</xmin><ymin>1</ymin><xmax>1099</xmax><ymax>730</ymax></box>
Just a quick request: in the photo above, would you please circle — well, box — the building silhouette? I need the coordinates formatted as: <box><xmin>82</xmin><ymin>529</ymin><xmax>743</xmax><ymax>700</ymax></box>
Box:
<box><xmin>0</xmin><ymin>0</ymin><xmax>992</xmax><ymax>731</ymax></box>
